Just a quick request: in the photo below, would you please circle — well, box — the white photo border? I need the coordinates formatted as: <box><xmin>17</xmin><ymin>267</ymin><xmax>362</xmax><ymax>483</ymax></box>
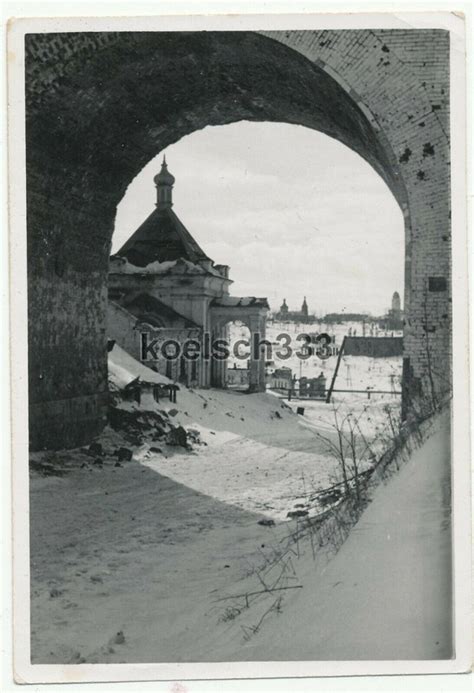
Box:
<box><xmin>7</xmin><ymin>9</ymin><xmax>471</xmax><ymax>685</ymax></box>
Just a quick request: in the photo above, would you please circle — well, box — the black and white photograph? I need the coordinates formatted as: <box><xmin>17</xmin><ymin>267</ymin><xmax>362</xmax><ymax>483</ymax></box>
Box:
<box><xmin>6</xmin><ymin>8</ymin><xmax>471</xmax><ymax>685</ymax></box>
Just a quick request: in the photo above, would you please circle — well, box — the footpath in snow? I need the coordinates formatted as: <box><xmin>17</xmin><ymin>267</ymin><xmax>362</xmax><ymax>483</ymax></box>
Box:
<box><xmin>30</xmin><ymin>382</ymin><xmax>346</xmax><ymax>663</ymax></box>
<box><xmin>29</xmin><ymin>349</ymin><xmax>450</xmax><ymax>664</ymax></box>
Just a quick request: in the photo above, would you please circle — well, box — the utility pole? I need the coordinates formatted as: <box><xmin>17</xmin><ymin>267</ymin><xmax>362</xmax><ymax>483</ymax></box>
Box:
<box><xmin>326</xmin><ymin>336</ymin><xmax>346</xmax><ymax>403</ymax></box>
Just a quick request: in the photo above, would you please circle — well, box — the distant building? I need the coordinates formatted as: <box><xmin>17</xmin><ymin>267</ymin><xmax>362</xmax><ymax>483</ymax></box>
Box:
<box><xmin>274</xmin><ymin>297</ymin><xmax>316</xmax><ymax>324</ymax></box>
<box><xmin>392</xmin><ymin>291</ymin><xmax>401</xmax><ymax>314</ymax></box>
<box><xmin>268</xmin><ymin>367</ymin><xmax>293</xmax><ymax>390</ymax></box>
<box><xmin>323</xmin><ymin>312</ymin><xmax>370</xmax><ymax>324</ymax></box>
<box><xmin>379</xmin><ymin>291</ymin><xmax>404</xmax><ymax>331</ymax></box>
<box><xmin>299</xmin><ymin>372</ymin><xmax>326</xmax><ymax>398</ymax></box>
<box><xmin>108</xmin><ymin>158</ymin><xmax>269</xmax><ymax>391</ymax></box>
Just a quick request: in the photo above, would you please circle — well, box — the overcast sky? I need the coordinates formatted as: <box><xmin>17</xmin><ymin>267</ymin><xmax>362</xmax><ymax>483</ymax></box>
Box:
<box><xmin>113</xmin><ymin>121</ymin><xmax>404</xmax><ymax>316</ymax></box>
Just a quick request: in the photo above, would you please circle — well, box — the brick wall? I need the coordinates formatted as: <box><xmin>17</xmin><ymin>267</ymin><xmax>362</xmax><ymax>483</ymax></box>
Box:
<box><xmin>25</xmin><ymin>30</ymin><xmax>450</xmax><ymax>449</ymax></box>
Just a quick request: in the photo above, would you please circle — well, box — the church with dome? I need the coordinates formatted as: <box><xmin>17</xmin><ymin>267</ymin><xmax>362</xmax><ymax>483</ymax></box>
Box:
<box><xmin>107</xmin><ymin>158</ymin><xmax>269</xmax><ymax>391</ymax></box>
<box><xmin>274</xmin><ymin>297</ymin><xmax>316</xmax><ymax>324</ymax></box>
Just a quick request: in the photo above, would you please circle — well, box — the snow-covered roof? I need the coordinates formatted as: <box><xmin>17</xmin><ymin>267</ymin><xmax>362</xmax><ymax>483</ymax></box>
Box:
<box><xmin>108</xmin><ymin>344</ymin><xmax>174</xmax><ymax>389</ymax></box>
<box><xmin>211</xmin><ymin>296</ymin><xmax>270</xmax><ymax>308</ymax></box>
<box><xmin>109</xmin><ymin>255</ymin><xmax>224</xmax><ymax>278</ymax></box>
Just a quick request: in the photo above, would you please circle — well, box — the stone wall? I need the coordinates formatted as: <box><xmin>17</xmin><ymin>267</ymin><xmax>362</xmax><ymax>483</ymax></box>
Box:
<box><xmin>25</xmin><ymin>30</ymin><xmax>450</xmax><ymax>449</ymax></box>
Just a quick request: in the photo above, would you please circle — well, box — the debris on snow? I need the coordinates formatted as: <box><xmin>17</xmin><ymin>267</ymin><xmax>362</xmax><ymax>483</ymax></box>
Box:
<box><xmin>114</xmin><ymin>447</ymin><xmax>133</xmax><ymax>462</ymax></box>
<box><xmin>87</xmin><ymin>442</ymin><xmax>104</xmax><ymax>457</ymax></box>
<box><xmin>165</xmin><ymin>426</ymin><xmax>188</xmax><ymax>448</ymax></box>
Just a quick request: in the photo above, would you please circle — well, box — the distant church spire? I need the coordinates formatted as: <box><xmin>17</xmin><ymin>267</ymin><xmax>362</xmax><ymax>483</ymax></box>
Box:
<box><xmin>302</xmin><ymin>296</ymin><xmax>308</xmax><ymax>316</ymax></box>
<box><xmin>154</xmin><ymin>156</ymin><xmax>175</xmax><ymax>209</ymax></box>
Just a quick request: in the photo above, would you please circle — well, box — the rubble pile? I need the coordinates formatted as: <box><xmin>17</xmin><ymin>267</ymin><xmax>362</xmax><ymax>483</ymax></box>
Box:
<box><xmin>29</xmin><ymin>404</ymin><xmax>206</xmax><ymax>478</ymax></box>
<box><xmin>108</xmin><ymin>404</ymin><xmax>204</xmax><ymax>452</ymax></box>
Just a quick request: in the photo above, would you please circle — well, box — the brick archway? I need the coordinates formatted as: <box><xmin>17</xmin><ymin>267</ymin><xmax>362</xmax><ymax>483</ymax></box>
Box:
<box><xmin>25</xmin><ymin>30</ymin><xmax>450</xmax><ymax>449</ymax></box>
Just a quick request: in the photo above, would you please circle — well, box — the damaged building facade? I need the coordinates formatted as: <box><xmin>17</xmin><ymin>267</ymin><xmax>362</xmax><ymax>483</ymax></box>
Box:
<box><xmin>108</xmin><ymin>159</ymin><xmax>269</xmax><ymax>392</ymax></box>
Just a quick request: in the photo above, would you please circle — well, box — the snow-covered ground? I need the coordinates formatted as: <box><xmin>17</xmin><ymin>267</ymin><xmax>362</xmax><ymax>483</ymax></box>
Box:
<box><xmin>29</xmin><ymin>399</ymin><xmax>451</xmax><ymax>663</ymax></box>
<box><xmin>139</xmin><ymin>388</ymin><xmax>353</xmax><ymax>521</ymax></box>
<box><xmin>229</xmin><ymin>319</ymin><xmax>403</xmax><ymax>394</ymax></box>
<box><xmin>211</xmin><ymin>410</ymin><xmax>452</xmax><ymax>662</ymax></box>
<box><xmin>30</xmin><ymin>384</ymin><xmax>346</xmax><ymax>663</ymax></box>
<box><xmin>29</xmin><ymin>345</ymin><xmax>451</xmax><ymax>664</ymax></box>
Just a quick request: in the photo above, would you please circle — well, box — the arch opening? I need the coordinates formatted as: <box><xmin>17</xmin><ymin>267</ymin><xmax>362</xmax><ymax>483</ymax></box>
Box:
<box><xmin>110</xmin><ymin>121</ymin><xmax>405</xmax><ymax>403</ymax></box>
<box><xmin>214</xmin><ymin>321</ymin><xmax>252</xmax><ymax>392</ymax></box>
<box><xmin>26</xmin><ymin>30</ymin><xmax>415</xmax><ymax>449</ymax></box>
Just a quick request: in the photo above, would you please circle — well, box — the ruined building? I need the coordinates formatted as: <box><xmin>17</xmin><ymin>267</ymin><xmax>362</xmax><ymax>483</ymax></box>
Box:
<box><xmin>108</xmin><ymin>159</ymin><xmax>269</xmax><ymax>391</ymax></box>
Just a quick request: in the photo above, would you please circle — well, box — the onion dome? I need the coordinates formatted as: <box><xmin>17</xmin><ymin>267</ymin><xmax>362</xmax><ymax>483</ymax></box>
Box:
<box><xmin>154</xmin><ymin>155</ymin><xmax>175</xmax><ymax>187</ymax></box>
<box><xmin>154</xmin><ymin>156</ymin><xmax>175</xmax><ymax>208</ymax></box>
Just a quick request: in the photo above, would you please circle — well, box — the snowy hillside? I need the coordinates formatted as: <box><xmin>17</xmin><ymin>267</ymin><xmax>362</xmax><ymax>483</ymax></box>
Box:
<box><xmin>29</xmin><ymin>347</ymin><xmax>450</xmax><ymax>665</ymax></box>
<box><xmin>210</xmin><ymin>411</ymin><xmax>452</xmax><ymax>661</ymax></box>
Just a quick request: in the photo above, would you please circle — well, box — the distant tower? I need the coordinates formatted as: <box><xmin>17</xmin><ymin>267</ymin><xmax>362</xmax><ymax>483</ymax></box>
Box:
<box><xmin>385</xmin><ymin>290</ymin><xmax>403</xmax><ymax>331</ymax></box>
<box><xmin>391</xmin><ymin>291</ymin><xmax>401</xmax><ymax>313</ymax></box>
<box><xmin>280</xmin><ymin>298</ymin><xmax>289</xmax><ymax>315</ymax></box>
<box><xmin>301</xmin><ymin>296</ymin><xmax>309</xmax><ymax>317</ymax></box>
<box><xmin>154</xmin><ymin>155</ymin><xmax>175</xmax><ymax>209</ymax></box>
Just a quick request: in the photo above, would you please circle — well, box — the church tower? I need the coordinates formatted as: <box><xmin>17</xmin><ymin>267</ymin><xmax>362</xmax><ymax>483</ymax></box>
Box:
<box><xmin>154</xmin><ymin>155</ymin><xmax>175</xmax><ymax>209</ymax></box>
<box><xmin>391</xmin><ymin>291</ymin><xmax>401</xmax><ymax>313</ymax></box>
<box><xmin>116</xmin><ymin>158</ymin><xmax>211</xmax><ymax>267</ymax></box>
<box><xmin>280</xmin><ymin>298</ymin><xmax>289</xmax><ymax>315</ymax></box>
<box><xmin>301</xmin><ymin>296</ymin><xmax>309</xmax><ymax>317</ymax></box>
